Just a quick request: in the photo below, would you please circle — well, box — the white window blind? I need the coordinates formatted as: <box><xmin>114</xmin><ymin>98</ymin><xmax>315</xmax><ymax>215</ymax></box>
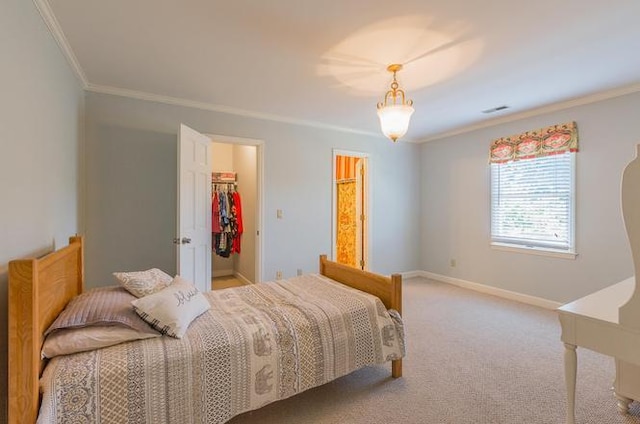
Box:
<box><xmin>491</xmin><ymin>153</ymin><xmax>575</xmax><ymax>252</ymax></box>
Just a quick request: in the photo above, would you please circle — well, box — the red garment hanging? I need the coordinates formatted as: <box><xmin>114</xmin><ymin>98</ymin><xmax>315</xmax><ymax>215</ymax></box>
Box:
<box><xmin>232</xmin><ymin>191</ymin><xmax>243</xmax><ymax>253</ymax></box>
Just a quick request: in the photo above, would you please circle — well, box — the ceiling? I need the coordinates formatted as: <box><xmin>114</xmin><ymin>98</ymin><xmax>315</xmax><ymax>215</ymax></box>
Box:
<box><xmin>44</xmin><ymin>0</ymin><xmax>640</xmax><ymax>142</ymax></box>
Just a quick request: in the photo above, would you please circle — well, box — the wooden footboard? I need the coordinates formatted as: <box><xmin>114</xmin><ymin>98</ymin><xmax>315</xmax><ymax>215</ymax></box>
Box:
<box><xmin>319</xmin><ymin>255</ymin><xmax>403</xmax><ymax>377</ymax></box>
<box><xmin>8</xmin><ymin>236</ymin><xmax>84</xmax><ymax>424</ymax></box>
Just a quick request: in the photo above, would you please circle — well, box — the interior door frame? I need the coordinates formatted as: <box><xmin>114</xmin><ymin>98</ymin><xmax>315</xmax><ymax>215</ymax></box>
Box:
<box><xmin>207</xmin><ymin>133</ymin><xmax>264</xmax><ymax>283</ymax></box>
<box><xmin>332</xmin><ymin>149</ymin><xmax>371</xmax><ymax>270</ymax></box>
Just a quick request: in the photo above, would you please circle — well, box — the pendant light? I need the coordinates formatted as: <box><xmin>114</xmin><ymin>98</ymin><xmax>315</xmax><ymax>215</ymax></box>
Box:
<box><xmin>376</xmin><ymin>64</ymin><xmax>414</xmax><ymax>142</ymax></box>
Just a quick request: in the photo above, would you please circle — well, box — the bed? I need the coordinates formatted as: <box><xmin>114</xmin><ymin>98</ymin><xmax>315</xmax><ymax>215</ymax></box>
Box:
<box><xmin>8</xmin><ymin>236</ymin><xmax>404</xmax><ymax>424</ymax></box>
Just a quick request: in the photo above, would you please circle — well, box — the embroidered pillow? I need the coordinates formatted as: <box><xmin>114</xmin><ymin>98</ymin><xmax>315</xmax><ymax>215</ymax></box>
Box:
<box><xmin>113</xmin><ymin>268</ymin><xmax>173</xmax><ymax>298</ymax></box>
<box><xmin>132</xmin><ymin>276</ymin><xmax>210</xmax><ymax>338</ymax></box>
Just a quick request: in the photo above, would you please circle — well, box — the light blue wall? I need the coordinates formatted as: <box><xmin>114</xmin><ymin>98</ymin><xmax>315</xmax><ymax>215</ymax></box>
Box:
<box><xmin>7</xmin><ymin>2</ymin><xmax>640</xmax><ymax>419</ymax></box>
<box><xmin>84</xmin><ymin>93</ymin><xmax>422</xmax><ymax>287</ymax></box>
<box><xmin>421</xmin><ymin>92</ymin><xmax>640</xmax><ymax>303</ymax></box>
<box><xmin>0</xmin><ymin>0</ymin><xmax>85</xmax><ymax>419</ymax></box>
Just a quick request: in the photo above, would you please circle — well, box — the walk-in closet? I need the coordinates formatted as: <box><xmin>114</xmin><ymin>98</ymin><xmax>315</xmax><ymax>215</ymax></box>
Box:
<box><xmin>211</xmin><ymin>142</ymin><xmax>258</xmax><ymax>289</ymax></box>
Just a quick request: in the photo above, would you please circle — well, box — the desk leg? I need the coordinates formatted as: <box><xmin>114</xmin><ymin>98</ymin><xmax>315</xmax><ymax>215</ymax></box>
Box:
<box><xmin>564</xmin><ymin>343</ymin><xmax>577</xmax><ymax>424</ymax></box>
<box><xmin>614</xmin><ymin>392</ymin><xmax>632</xmax><ymax>414</ymax></box>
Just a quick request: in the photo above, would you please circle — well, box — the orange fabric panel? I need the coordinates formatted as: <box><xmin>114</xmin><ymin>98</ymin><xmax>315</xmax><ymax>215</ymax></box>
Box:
<box><xmin>336</xmin><ymin>181</ymin><xmax>357</xmax><ymax>267</ymax></box>
<box><xmin>336</xmin><ymin>156</ymin><xmax>360</xmax><ymax>180</ymax></box>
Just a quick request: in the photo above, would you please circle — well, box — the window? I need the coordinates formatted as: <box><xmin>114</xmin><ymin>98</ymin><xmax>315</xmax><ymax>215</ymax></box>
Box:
<box><xmin>491</xmin><ymin>153</ymin><xmax>575</xmax><ymax>254</ymax></box>
<box><xmin>489</xmin><ymin>122</ymin><xmax>578</xmax><ymax>258</ymax></box>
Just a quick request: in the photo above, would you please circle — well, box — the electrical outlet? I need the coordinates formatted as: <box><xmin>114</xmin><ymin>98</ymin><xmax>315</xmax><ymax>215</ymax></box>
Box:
<box><xmin>297</xmin><ymin>268</ymin><xmax>303</xmax><ymax>276</ymax></box>
<box><xmin>450</xmin><ymin>259</ymin><xmax>456</xmax><ymax>267</ymax></box>
<box><xmin>276</xmin><ymin>271</ymin><xmax>283</xmax><ymax>280</ymax></box>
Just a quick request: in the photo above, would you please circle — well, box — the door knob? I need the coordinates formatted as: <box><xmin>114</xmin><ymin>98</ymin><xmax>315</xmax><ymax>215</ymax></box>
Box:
<box><xmin>181</xmin><ymin>237</ymin><xmax>192</xmax><ymax>244</ymax></box>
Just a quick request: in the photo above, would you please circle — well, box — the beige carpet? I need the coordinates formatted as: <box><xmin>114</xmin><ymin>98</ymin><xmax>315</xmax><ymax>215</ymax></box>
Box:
<box><xmin>228</xmin><ymin>277</ymin><xmax>640</xmax><ymax>424</ymax></box>
<box><xmin>212</xmin><ymin>276</ymin><xmax>246</xmax><ymax>290</ymax></box>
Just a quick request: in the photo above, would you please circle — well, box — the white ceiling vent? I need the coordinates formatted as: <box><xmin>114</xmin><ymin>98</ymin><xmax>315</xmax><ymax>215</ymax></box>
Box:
<box><xmin>482</xmin><ymin>105</ymin><xmax>510</xmax><ymax>114</ymax></box>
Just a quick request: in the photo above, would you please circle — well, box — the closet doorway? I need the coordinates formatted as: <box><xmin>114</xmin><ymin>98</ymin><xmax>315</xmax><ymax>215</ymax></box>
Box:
<box><xmin>332</xmin><ymin>150</ymin><xmax>369</xmax><ymax>270</ymax></box>
<box><xmin>209</xmin><ymin>134</ymin><xmax>263</xmax><ymax>289</ymax></box>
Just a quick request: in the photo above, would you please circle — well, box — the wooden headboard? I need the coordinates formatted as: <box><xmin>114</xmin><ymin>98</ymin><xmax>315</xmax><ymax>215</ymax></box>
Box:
<box><xmin>8</xmin><ymin>236</ymin><xmax>84</xmax><ymax>424</ymax></box>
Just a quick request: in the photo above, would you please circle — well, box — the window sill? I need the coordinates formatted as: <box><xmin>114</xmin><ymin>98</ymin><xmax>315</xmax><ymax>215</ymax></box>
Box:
<box><xmin>491</xmin><ymin>243</ymin><xmax>577</xmax><ymax>260</ymax></box>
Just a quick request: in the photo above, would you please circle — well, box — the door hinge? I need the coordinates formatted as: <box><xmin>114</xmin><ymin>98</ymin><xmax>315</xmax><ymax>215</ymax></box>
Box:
<box><xmin>360</xmin><ymin>259</ymin><xmax>365</xmax><ymax>269</ymax></box>
<box><xmin>360</xmin><ymin>214</ymin><xmax>365</xmax><ymax>222</ymax></box>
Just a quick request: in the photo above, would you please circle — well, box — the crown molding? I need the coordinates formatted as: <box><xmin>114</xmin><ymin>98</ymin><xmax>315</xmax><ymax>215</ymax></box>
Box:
<box><xmin>36</xmin><ymin>0</ymin><xmax>638</xmax><ymax>143</ymax></box>
<box><xmin>418</xmin><ymin>82</ymin><xmax>640</xmax><ymax>143</ymax></box>
<box><xmin>33</xmin><ymin>0</ymin><xmax>88</xmax><ymax>88</ymax></box>
<box><xmin>86</xmin><ymin>83</ymin><xmax>383</xmax><ymax>138</ymax></box>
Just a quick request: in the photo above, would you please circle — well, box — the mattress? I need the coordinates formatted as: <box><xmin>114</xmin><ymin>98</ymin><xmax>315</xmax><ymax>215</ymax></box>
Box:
<box><xmin>38</xmin><ymin>273</ymin><xmax>405</xmax><ymax>424</ymax></box>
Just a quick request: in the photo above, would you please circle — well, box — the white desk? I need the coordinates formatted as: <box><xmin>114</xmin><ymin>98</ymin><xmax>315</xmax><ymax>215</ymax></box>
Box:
<box><xmin>558</xmin><ymin>277</ymin><xmax>640</xmax><ymax>424</ymax></box>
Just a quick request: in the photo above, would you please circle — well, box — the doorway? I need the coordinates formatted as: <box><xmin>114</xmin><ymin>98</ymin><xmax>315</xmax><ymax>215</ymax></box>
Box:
<box><xmin>332</xmin><ymin>150</ymin><xmax>369</xmax><ymax>270</ymax></box>
<box><xmin>176</xmin><ymin>125</ymin><xmax>263</xmax><ymax>292</ymax></box>
<box><xmin>210</xmin><ymin>136</ymin><xmax>263</xmax><ymax>289</ymax></box>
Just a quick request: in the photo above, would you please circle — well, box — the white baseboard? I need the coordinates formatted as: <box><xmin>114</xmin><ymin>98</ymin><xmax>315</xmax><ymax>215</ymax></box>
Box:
<box><xmin>212</xmin><ymin>268</ymin><xmax>234</xmax><ymax>278</ymax></box>
<box><xmin>401</xmin><ymin>270</ymin><xmax>423</xmax><ymax>279</ymax></box>
<box><xmin>414</xmin><ymin>271</ymin><xmax>562</xmax><ymax>310</ymax></box>
<box><xmin>234</xmin><ymin>271</ymin><xmax>253</xmax><ymax>285</ymax></box>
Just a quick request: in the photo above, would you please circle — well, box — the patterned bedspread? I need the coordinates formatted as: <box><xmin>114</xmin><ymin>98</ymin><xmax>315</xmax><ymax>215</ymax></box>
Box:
<box><xmin>38</xmin><ymin>274</ymin><xmax>405</xmax><ymax>424</ymax></box>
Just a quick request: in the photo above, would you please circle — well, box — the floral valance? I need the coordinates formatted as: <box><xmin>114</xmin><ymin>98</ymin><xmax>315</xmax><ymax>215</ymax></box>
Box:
<box><xmin>489</xmin><ymin>121</ymin><xmax>578</xmax><ymax>164</ymax></box>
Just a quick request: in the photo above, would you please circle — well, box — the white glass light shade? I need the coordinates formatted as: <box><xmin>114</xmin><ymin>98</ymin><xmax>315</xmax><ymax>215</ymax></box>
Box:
<box><xmin>377</xmin><ymin>104</ymin><xmax>414</xmax><ymax>142</ymax></box>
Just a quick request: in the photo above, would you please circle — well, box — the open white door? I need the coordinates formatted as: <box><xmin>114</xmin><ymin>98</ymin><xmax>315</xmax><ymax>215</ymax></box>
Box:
<box><xmin>177</xmin><ymin>124</ymin><xmax>212</xmax><ymax>292</ymax></box>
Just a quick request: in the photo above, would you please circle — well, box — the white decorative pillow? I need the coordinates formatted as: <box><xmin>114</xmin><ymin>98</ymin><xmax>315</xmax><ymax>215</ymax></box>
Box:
<box><xmin>113</xmin><ymin>268</ymin><xmax>173</xmax><ymax>298</ymax></box>
<box><xmin>42</xmin><ymin>325</ymin><xmax>160</xmax><ymax>359</ymax></box>
<box><xmin>132</xmin><ymin>276</ymin><xmax>210</xmax><ymax>338</ymax></box>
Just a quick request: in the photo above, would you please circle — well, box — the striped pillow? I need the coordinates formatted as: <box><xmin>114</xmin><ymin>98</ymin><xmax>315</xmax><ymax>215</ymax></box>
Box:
<box><xmin>45</xmin><ymin>286</ymin><xmax>159</xmax><ymax>336</ymax></box>
<box><xmin>42</xmin><ymin>325</ymin><xmax>160</xmax><ymax>359</ymax></box>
